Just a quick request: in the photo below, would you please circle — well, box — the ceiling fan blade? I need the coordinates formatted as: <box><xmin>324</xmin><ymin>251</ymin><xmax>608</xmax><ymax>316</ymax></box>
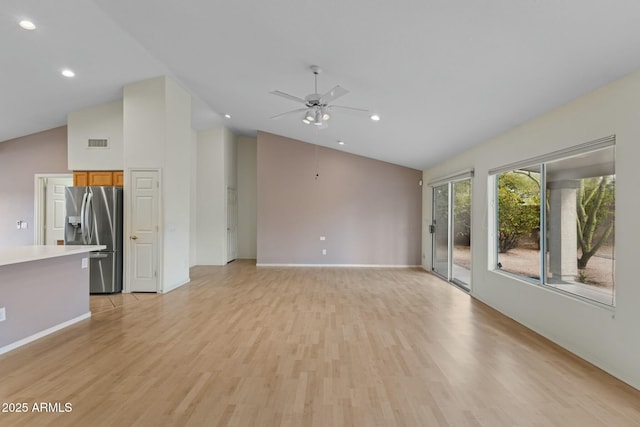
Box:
<box><xmin>270</xmin><ymin>108</ymin><xmax>307</xmax><ymax>120</ymax></box>
<box><xmin>331</xmin><ymin>105</ymin><xmax>369</xmax><ymax>112</ymax></box>
<box><xmin>270</xmin><ymin>90</ymin><xmax>307</xmax><ymax>104</ymax></box>
<box><xmin>319</xmin><ymin>85</ymin><xmax>349</xmax><ymax>104</ymax></box>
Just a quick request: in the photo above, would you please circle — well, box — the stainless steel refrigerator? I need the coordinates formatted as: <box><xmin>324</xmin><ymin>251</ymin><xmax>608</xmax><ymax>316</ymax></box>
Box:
<box><xmin>64</xmin><ymin>186</ymin><xmax>123</xmax><ymax>294</ymax></box>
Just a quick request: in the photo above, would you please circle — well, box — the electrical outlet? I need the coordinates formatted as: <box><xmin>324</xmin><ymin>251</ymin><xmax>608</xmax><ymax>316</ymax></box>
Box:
<box><xmin>81</xmin><ymin>258</ymin><xmax>88</xmax><ymax>269</ymax></box>
<box><xmin>322</xmin><ymin>249</ymin><xmax>327</xmax><ymax>255</ymax></box>
<box><xmin>0</xmin><ymin>307</ymin><xmax>6</xmax><ymax>322</ymax></box>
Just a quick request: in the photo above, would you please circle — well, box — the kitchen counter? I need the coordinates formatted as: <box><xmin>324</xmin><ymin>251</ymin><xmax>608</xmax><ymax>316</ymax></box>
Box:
<box><xmin>0</xmin><ymin>245</ymin><xmax>105</xmax><ymax>354</ymax></box>
<box><xmin>0</xmin><ymin>245</ymin><xmax>106</xmax><ymax>266</ymax></box>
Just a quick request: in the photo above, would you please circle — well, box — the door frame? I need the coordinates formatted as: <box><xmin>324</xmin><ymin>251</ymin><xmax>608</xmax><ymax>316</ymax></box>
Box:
<box><xmin>33</xmin><ymin>173</ymin><xmax>73</xmax><ymax>245</ymax></box>
<box><xmin>226</xmin><ymin>186</ymin><xmax>238</xmax><ymax>263</ymax></box>
<box><xmin>431</xmin><ymin>183</ymin><xmax>451</xmax><ymax>280</ymax></box>
<box><xmin>431</xmin><ymin>177</ymin><xmax>473</xmax><ymax>292</ymax></box>
<box><xmin>125</xmin><ymin>167</ymin><xmax>162</xmax><ymax>293</ymax></box>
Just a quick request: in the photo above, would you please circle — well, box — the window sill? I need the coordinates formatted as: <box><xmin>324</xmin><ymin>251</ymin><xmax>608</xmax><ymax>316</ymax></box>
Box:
<box><xmin>489</xmin><ymin>269</ymin><xmax>615</xmax><ymax>311</ymax></box>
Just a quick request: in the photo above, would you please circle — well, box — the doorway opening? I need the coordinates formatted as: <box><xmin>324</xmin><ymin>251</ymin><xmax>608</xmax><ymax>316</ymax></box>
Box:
<box><xmin>34</xmin><ymin>174</ymin><xmax>73</xmax><ymax>245</ymax></box>
<box><xmin>431</xmin><ymin>177</ymin><xmax>472</xmax><ymax>291</ymax></box>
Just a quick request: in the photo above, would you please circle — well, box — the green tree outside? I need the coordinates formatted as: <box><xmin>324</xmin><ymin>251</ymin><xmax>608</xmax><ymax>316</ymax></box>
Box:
<box><xmin>497</xmin><ymin>171</ymin><xmax>541</xmax><ymax>253</ymax></box>
<box><xmin>453</xmin><ymin>180</ymin><xmax>471</xmax><ymax>245</ymax></box>
<box><xmin>577</xmin><ymin>176</ymin><xmax>615</xmax><ymax>269</ymax></box>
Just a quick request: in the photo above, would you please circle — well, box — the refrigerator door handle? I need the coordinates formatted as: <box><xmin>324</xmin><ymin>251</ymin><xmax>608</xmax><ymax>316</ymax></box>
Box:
<box><xmin>80</xmin><ymin>192</ymin><xmax>88</xmax><ymax>244</ymax></box>
<box><xmin>85</xmin><ymin>192</ymin><xmax>94</xmax><ymax>243</ymax></box>
<box><xmin>89</xmin><ymin>252</ymin><xmax>109</xmax><ymax>259</ymax></box>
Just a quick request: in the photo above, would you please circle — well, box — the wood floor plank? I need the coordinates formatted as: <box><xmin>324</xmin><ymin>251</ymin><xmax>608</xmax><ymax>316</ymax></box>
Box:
<box><xmin>1</xmin><ymin>260</ymin><xmax>639</xmax><ymax>426</ymax></box>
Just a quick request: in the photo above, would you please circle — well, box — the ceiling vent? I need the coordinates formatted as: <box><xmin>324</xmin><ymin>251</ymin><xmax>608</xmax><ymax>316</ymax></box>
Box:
<box><xmin>87</xmin><ymin>138</ymin><xmax>109</xmax><ymax>148</ymax></box>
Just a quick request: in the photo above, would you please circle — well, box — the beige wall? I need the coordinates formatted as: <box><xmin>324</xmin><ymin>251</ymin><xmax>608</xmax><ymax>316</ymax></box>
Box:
<box><xmin>257</xmin><ymin>132</ymin><xmax>422</xmax><ymax>265</ymax></box>
<box><xmin>0</xmin><ymin>254</ymin><xmax>90</xmax><ymax>351</ymax></box>
<box><xmin>0</xmin><ymin>127</ymin><xmax>69</xmax><ymax>248</ymax></box>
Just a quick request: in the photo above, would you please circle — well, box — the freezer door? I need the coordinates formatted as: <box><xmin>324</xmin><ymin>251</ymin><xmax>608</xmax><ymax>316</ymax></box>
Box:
<box><xmin>87</xmin><ymin>187</ymin><xmax>123</xmax><ymax>251</ymax></box>
<box><xmin>89</xmin><ymin>251</ymin><xmax>122</xmax><ymax>294</ymax></box>
<box><xmin>64</xmin><ymin>187</ymin><xmax>88</xmax><ymax>245</ymax></box>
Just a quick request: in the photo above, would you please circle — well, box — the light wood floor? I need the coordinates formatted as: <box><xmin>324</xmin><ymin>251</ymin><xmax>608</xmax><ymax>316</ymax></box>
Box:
<box><xmin>1</xmin><ymin>260</ymin><xmax>639</xmax><ymax>426</ymax></box>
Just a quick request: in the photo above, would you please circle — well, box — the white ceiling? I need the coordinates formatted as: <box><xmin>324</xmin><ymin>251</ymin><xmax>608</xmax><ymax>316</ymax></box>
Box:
<box><xmin>3</xmin><ymin>1</ymin><xmax>640</xmax><ymax>170</ymax></box>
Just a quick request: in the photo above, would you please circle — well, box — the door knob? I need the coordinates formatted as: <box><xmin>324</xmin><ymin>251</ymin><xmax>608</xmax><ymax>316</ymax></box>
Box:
<box><xmin>131</xmin><ymin>235</ymin><xmax>138</xmax><ymax>240</ymax></box>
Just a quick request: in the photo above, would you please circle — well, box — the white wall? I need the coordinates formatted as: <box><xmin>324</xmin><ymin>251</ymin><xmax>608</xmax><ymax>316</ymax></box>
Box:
<box><xmin>194</xmin><ymin>127</ymin><xmax>237</xmax><ymax>265</ymax></box>
<box><xmin>123</xmin><ymin>76</ymin><xmax>192</xmax><ymax>292</ymax></box>
<box><xmin>162</xmin><ymin>77</ymin><xmax>192</xmax><ymax>289</ymax></box>
<box><xmin>196</xmin><ymin>128</ymin><xmax>226</xmax><ymax>265</ymax></box>
<box><xmin>224</xmin><ymin>128</ymin><xmax>237</xmax><ymax>190</ymax></box>
<box><xmin>190</xmin><ymin>129</ymin><xmax>198</xmax><ymax>266</ymax></box>
<box><xmin>237</xmin><ymin>136</ymin><xmax>257</xmax><ymax>259</ymax></box>
<box><xmin>123</xmin><ymin>78</ymin><xmax>166</xmax><ymax>168</ymax></box>
<box><xmin>67</xmin><ymin>101</ymin><xmax>123</xmax><ymax>170</ymax></box>
<box><xmin>422</xmin><ymin>69</ymin><xmax>640</xmax><ymax>390</ymax></box>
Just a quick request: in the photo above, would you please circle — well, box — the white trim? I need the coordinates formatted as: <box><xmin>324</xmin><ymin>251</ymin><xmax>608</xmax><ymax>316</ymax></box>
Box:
<box><xmin>256</xmin><ymin>264</ymin><xmax>421</xmax><ymax>268</ymax></box>
<box><xmin>489</xmin><ymin>269</ymin><xmax>615</xmax><ymax>310</ymax></box>
<box><xmin>427</xmin><ymin>168</ymin><xmax>474</xmax><ymax>187</ymax></box>
<box><xmin>162</xmin><ymin>277</ymin><xmax>190</xmax><ymax>293</ymax></box>
<box><xmin>0</xmin><ymin>312</ymin><xmax>91</xmax><ymax>356</ymax></box>
<box><xmin>33</xmin><ymin>173</ymin><xmax>73</xmax><ymax>245</ymax></box>
<box><xmin>488</xmin><ymin>135</ymin><xmax>615</xmax><ymax>176</ymax></box>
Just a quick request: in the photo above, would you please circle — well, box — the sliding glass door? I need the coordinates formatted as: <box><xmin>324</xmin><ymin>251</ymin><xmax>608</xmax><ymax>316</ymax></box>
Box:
<box><xmin>432</xmin><ymin>178</ymin><xmax>472</xmax><ymax>290</ymax></box>
<box><xmin>432</xmin><ymin>184</ymin><xmax>450</xmax><ymax>277</ymax></box>
<box><xmin>452</xmin><ymin>180</ymin><xmax>471</xmax><ymax>287</ymax></box>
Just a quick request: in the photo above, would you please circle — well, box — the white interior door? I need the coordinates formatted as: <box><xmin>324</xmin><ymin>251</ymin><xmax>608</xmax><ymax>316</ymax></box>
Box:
<box><xmin>45</xmin><ymin>177</ymin><xmax>73</xmax><ymax>245</ymax></box>
<box><xmin>227</xmin><ymin>187</ymin><xmax>237</xmax><ymax>262</ymax></box>
<box><xmin>129</xmin><ymin>170</ymin><xmax>159</xmax><ymax>292</ymax></box>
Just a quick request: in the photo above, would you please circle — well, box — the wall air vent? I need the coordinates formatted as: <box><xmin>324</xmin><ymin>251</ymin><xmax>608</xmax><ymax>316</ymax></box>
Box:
<box><xmin>87</xmin><ymin>138</ymin><xmax>109</xmax><ymax>148</ymax></box>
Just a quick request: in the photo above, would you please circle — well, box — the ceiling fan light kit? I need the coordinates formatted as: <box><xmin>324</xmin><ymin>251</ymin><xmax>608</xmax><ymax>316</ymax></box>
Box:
<box><xmin>270</xmin><ymin>65</ymin><xmax>368</xmax><ymax>129</ymax></box>
<box><xmin>304</xmin><ymin>109</ymin><xmax>315</xmax><ymax>122</ymax></box>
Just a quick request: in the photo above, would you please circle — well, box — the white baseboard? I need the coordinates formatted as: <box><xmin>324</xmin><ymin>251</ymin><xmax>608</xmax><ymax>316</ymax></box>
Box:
<box><xmin>0</xmin><ymin>312</ymin><xmax>91</xmax><ymax>356</ymax></box>
<box><xmin>162</xmin><ymin>277</ymin><xmax>190</xmax><ymax>293</ymax></box>
<box><xmin>256</xmin><ymin>263</ymin><xmax>421</xmax><ymax>268</ymax></box>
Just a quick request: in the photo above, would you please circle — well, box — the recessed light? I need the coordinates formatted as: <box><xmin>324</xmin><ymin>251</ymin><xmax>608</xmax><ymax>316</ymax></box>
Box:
<box><xmin>370</xmin><ymin>114</ymin><xmax>381</xmax><ymax>121</ymax></box>
<box><xmin>338</xmin><ymin>140</ymin><xmax>345</xmax><ymax>145</ymax></box>
<box><xmin>224</xmin><ymin>114</ymin><xmax>231</xmax><ymax>119</ymax></box>
<box><xmin>19</xmin><ymin>20</ymin><xmax>36</xmax><ymax>30</ymax></box>
<box><xmin>61</xmin><ymin>69</ymin><xmax>75</xmax><ymax>78</ymax></box>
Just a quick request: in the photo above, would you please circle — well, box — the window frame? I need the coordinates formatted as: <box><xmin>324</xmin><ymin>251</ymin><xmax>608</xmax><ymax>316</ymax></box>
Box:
<box><xmin>489</xmin><ymin>137</ymin><xmax>616</xmax><ymax>307</ymax></box>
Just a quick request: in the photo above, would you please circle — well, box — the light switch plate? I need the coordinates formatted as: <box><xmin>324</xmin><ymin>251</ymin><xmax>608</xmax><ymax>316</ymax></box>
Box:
<box><xmin>81</xmin><ymin>258</ymin><xmax>88</xmax><ymax>269</ymax></box>
<box><xmin>0</xmin><ymin>307</ymin><xmax>6</xmax><ymax>322</ymax></box>
<box><xmin>320</xmin><ymin>236</ymin><xmax>326</xmax><ymax>241</ymax></box>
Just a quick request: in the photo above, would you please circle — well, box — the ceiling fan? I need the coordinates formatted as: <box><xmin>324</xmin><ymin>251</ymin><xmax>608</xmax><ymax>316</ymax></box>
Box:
<box><xmin>270</xmin><ymin>65</ymin><xmax>368</xmax><ymax>128</ymax></box>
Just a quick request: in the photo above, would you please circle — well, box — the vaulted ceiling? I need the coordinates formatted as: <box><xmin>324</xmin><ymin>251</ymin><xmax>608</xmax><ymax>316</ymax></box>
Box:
<box><xmin>3</xmin><ymin>0</ymin><xmax>640</xmax><ymax>170</ymax></box>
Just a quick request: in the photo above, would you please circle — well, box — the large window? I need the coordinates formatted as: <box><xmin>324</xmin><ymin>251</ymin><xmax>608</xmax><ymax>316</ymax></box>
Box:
<box><xmin>492</xmin><ymin>139</ymin><xmax>615</xmax><ymax>306</ymax></box>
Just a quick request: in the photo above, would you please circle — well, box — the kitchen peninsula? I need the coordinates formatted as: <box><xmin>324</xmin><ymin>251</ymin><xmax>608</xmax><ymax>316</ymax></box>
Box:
<box><xmin>0</xmin><ymin>245</ymin><xmax>105</xmax><ymax>354</ymax></box>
